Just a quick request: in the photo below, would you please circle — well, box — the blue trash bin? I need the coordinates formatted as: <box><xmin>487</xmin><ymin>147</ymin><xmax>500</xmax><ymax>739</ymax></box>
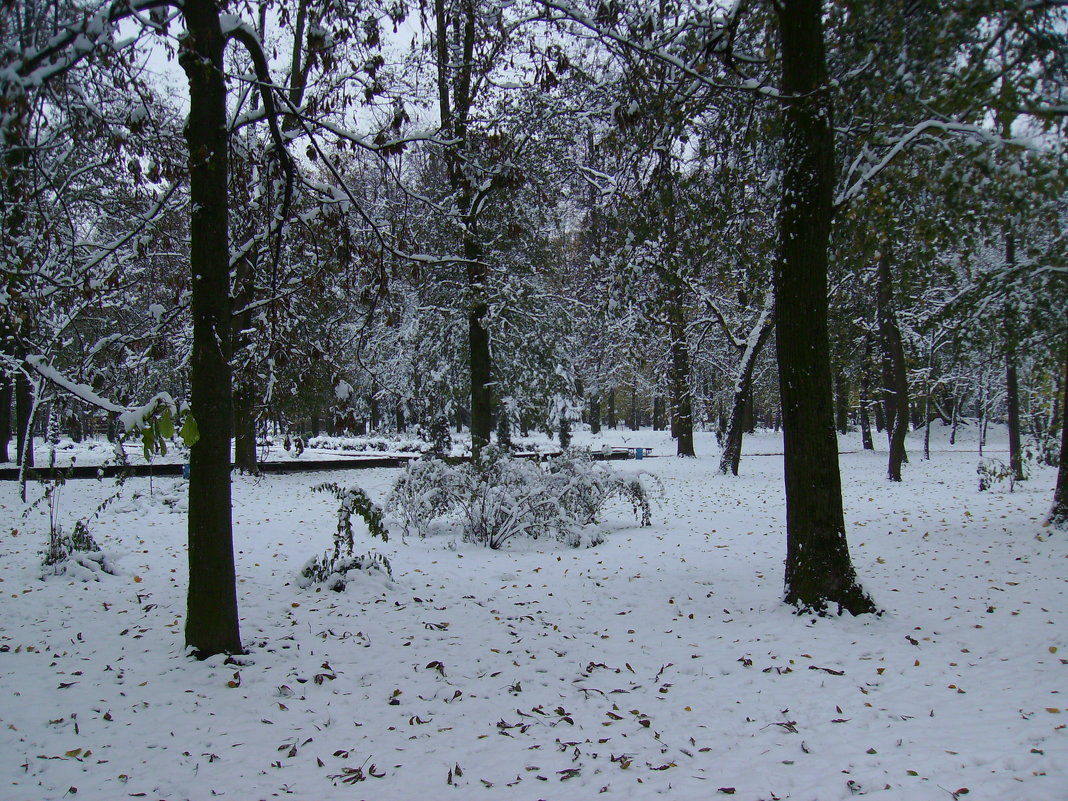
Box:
<box><xmin>634</xmin><ymin>448</ymin><xmax>644</xmax><ymax>460</ymax></box>
<box><xmin>182</xmin><ymin>463</ymin><xmax>190</xmax><ymax>479</ymax></box>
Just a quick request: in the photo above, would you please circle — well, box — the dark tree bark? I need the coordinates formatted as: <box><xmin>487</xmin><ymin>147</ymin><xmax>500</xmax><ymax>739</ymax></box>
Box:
<box><xmin>1050</xmin><ymin>342</ymin><xmax>1068</xmax><ymax>528</ymax></box>
<box><xmin>1004</xmin><ymin>234</ymin><xmax>1025</xmax><ymax>483</ymax></box>
<box><xmin>181</xmin><ymin>0</ymin><xmax>242</xmax><ymax>658</ymax></box>
<box><xmin>369</xmin><ymin>392</ymin><xmax>380</xmax><ymax>431</ymax></box>
<box><xmin>859</xmin><ymin>392</ymin><xmax>874</xmax><ymax>450</ymax></box>
<box><xmin>775</xmin><ymin>0</ymin><xmax>873</xmax><ymax>615</ymax></box>
<box><xmin>606</xmin><ymin>388</ymin><xmax>616</xmax><ymax>429</ymax></box>
<box><xmin>589</xmin><ymin>394</ymin><xmax>601</xmax><ymax>434</ymax></box>
<box><xmin>877</xmin><ymin>248</ymin><xmax>909</xmax><ymax>481</ymax></box>
<box><xmin>0</xmin><ymin>372</ymin><xmax>10</xmax><ymax>462</ymax></box>
<box><xmin>859</xmin><ymin>339</ymin><xmax>874</xmax><ymax>450</ymax></box>
<box><xmin>835</xmin><ymin>371</ymin><xmax>849</xmax><ymax>434</ymax></box>
<box><xmin>669</xmin><ymin>300</ymin><xmax>695</xmax><ymax>456</ymax></box>
<box><xmin>434</xmin><ymin>0</ymin><xmax>491</xmax><ymax>458</ymax></box>
<box><xmin>652</xmin><ymin>395</ymin><xmax>664</xmax><ymax>431</ymax></box>
<box><xmin>466</xmin><ymin>235</ymin><xmax>493</xmax><ymax>456</ymax></box>
<box><xmin>232</xmin><ymin>381</ymin><xmax>258</xmax><ymax>473</ymax></box>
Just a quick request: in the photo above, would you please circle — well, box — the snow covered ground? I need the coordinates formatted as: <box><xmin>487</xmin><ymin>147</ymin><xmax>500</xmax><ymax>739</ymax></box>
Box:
<box><xmin>0</xmin><ymin>424</ymin><xmax>1064</xmax><ymax>801</ymax></box>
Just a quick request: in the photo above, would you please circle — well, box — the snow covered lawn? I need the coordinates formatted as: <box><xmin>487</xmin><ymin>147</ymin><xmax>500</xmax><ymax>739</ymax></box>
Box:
<box><xmin>1</xmin><ymin>427</ymin><xmax>1065</xmax><ymax>800</ymax></box>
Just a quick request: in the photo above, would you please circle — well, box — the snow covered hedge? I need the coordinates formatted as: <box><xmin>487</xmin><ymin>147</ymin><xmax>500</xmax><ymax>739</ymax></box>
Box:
<box><xmin>387</xmin><ymin>447</ymin><xmax>656</xmax><ymax>549</ymax></box>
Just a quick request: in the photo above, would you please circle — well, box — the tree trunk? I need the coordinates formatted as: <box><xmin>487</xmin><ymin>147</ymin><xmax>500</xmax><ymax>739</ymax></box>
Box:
<box><xmin>835</xmin><ymin>371</ymin><xmax>849</xmax><ymax>434</ymax></box>
<box><xmin>15</xmin><ymin>368</ymin><xmax>33</xmax><ymax>469</ymax></box>
<box><xmin>369</xmin><ymin>392</ymin><xmax>380</xmax><ymax>431</ymax></box>
<box><xmin>589</xmin><ymin>394</ymin><xmax>601</xmax><ymax>434</ymax></box>
<box><xmin>606</xmin><ymin>388</ymin><xmax>616</xmax><ymax>429</ymax></box>
<box><xmin>653</xmin><ymin>395</ymin><xmax>664</xmax><ymax>431</ymax></box>
<box><xmin>719</xmin><ymin>298</ymin><xmax>774</xmax><ymax>475</ymax></box>
<box><xmin>181</xmin><ymin>0</ymin><xmax>242</xmax><ymax>658</ymax></box>
<box><xmin>0</xmin><ymin>372</ymin><xmax>10</xmax><ymax>462</ymax></box>
<box><xmin>775</xmin><ymin>0</ymin><xmax>873</xmax><ymax>615</ymax></box>
<box><xmin>669</xmin><ymin>301</ymin><xmax>695</xmax><ymax>457</ymax></box>
<box><xmin>1004</xmin><ymin>236</ymin><xmax>1025</xmax><ymax>482</ymax></box>
<box><xmin>435</xmin><ymin>0</ymin><xmax>491</xmax><ymax>459</ymax></box>
<box><xmin>1005</xmin><ymin>357</ymin><xmax>1024</xmax><ymax>457</ymax></box>
<box><xmin>628</xmin><ymin>386</ymin><xmax>639</xmax><ymax>431</ymax></box>
<box><xmin>232</xmin><ymin>381</ymin><xmax>258</xmax><ymax>473</ymax></box>
<box><xmin>231</xmin><ymin>252</ymin><xmax>258</xmax><ymax>474</ymax></box>
<box><xmin>949</xmin><ymin>392</ymin><xmax>959</xmax><ymax>445</ymax></box>
<box><xmin>859</xmin><ymin>343</ymin><xmax>874</xmax><ymax>450</ymax></box>
<box><xmin>921</xmin><ymin>337</ymin><xmax>931</xmax><ymax>460</ymax></box>
<box><xmin>877</xmin><ymin>248</ymin><xmax>909</xmax><ymax>481</ymax></box>
<box><xmin>467</xmin><ymin>256</ymin><xmax>493</xmax><ymax>456</ymax></box>
<box><xmin>1050</xmin><ymin>340</ymin><xmax>1068</xmax><ymax>528</ymax></box>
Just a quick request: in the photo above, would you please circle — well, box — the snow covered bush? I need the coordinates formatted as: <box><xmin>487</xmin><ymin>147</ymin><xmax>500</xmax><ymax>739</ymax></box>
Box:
<box><xmin>300</xmin><ymin>482</ymin><xmax>390</xmax><ymax>591</ymax></box>
<box><xmin>386</xmin><ymin>447</ymin><xmax>656</xmax><ymax>549</ymax></box>
<box><xmin>298</xmin><ymin>551</ymin><xmax>392</xmax><ymax>592</ymax></box>
<box><xmin>386</xmin><ymin>457</ymin><xmax>464</xmax><ymax>538</ymax></box>
<box><xmin>548</xmin><ymin>448</ymin><xmax>656</xmax><ymax>528</ymax></box>
<box><xmin>305</xmin><ymin>434</ymin><xmax>431</xmax><ymax>455</ymax></box>
<box><xmin>459</xmin><ymin>447</ymin><xmax>581</xmax><ymax>548</ymax></box>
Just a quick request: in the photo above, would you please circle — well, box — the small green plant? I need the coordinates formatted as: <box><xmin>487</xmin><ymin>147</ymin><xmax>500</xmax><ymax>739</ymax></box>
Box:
<box><xmin>42</xmin><ymin>517</ymin><xmax>114</xmax><ymax>577</ymax></box>
<box><xmin>977</xmin><ymin>456</ymin><xmax>1029</xmax><ymax>493</ymax></box>
<box><xmin>300</xmin><ymin>482</ymin><xmax>389</xmax><ymax>591</ymax></box>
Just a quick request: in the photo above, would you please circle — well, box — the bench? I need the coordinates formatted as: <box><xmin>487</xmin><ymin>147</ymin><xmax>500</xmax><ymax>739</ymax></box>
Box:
<box><xmin>601</xmin><ymin>445</ymin><xmax>654</xmax><ymax>460</ymax></box>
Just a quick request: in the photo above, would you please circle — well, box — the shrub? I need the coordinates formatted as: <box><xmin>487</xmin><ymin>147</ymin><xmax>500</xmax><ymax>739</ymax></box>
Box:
<box><xmin>386</xmin><ymin>458</ymin><xmax>463</xmax><ymax>538</ymax></box>
<box><xmin>387</xmin><ymin>447</ymin><xmax>656</xmax><ymax>549</ymax></box>
<box><xmin>298</xmin><ymin>551</ymin><xmax>391</xmax><ymax>592</ymax></box>
<box><xmin>460</xmin><ymin>447</ymin><xmax>578</xmax><ymax>548</ymax></box>
<box><xmin>977</xmin><ymin>456</ymin><xmax>1029</xmax><ymax>493</ymax></box>
<box><xmin>43</xmin><ymin>518</ymin><xmax>116</xmax><ymax>579</ymax></box>
<box><xmin>549</xmin><ymin>448</ymin><xmax>654</xmax><ymax>527</ymax></box>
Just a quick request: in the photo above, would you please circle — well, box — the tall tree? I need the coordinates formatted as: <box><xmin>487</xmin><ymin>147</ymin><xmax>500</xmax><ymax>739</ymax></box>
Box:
<box><xmin>775</xmin><ymin>0</ymin><xmax>874</xmax><ymax>614</ymax></box>
<box><xmin>179</xmin><ymin>0</ymin><xmax>242</xmax><ymax>657</ymax></box>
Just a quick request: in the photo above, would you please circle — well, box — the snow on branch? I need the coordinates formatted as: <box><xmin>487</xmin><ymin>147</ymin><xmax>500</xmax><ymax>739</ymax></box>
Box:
<box><xmin>3</xmin><ymin>0</ymin><xmax>174</xmax><ymax>96</ymax></box>
<box><xmin>835</xmin><ymin>120</ymin><xmax>1034</xmax><ymax>207</ymax></box>
<box><xmin>26</xmin><ymin>356</ymin><xmax>178</xmax><ymax>433</ymax></box>
<box><xmin>26</xmin><ymin>356</ymin><xmax>124</xmax><ymax>414</ymax></box>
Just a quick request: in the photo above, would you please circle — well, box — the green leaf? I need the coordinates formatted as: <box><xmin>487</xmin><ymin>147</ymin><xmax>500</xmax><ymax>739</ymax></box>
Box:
<box><xmin>142</xmin><ymin>426</ymin><xmax>154</xmax><ymax>461</ymax></box>
<box><xmin>179</xmin><ymin>414</ymin><xmax>200</xmax><ymax>448</ymax></box>
<box><xmin>158</xmin><ymin>409</ymin><xmax>174</xmax><ymax>439</ymax></box>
